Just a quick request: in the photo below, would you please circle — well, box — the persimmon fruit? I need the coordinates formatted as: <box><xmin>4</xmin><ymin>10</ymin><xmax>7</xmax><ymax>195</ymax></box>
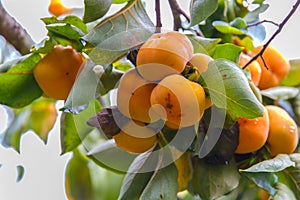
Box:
<box><xmin>252</xmin><ymin>46</ymin><xmax>290</xmax><ymax>89</ymax></box>
<box><xmin>150</xmin><ymin>74</ymin><xmax>205</xmax><ymax>129</ymax></box>
<box><xmin>266</xmin><ymin>105</ymin><xmax>298</xmax><ymax>156</ymax></box>
<box><xmin>235</xmin><ymin>107</ymin><xmax>269</xmax><ymax>154</ymax></box>
<box><xmin>187</xmin><ymin>53</ymin><xmax>213</xmax><ymax>76</ymax></box>
<box><xmin>136</xmin><ymin>32</ymin><xmax>193</xmax><ymax>81</ymax></box>
<box><xmin>48</xmin><ymin>0</ymin><xmax>72</xmax><ymax>17</ymax></box>
<box><xmin>113</xmin><ymin>120</ymin><xmax>157</xmax><ymax>154</ymax></box>
<box><xmin>238</xmin><ymin>53</ymin><xmax>262</xmax><ymax>86</ymax></box>
<box><xmin>116</xmin><ymin>68</ymin><xmax>160</xmax><ymax>123</ymax></box>
<box><xmin>33</xmin><ymin>45</ymin><xmax>84</xmax><ymax>100</ymax></box>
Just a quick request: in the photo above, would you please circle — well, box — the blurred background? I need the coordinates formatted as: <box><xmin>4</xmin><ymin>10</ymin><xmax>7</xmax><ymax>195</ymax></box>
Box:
<box><xmin>0</xmin><ymin>0</ymin><xmax>299</xmax><ymax>199</ymax></box>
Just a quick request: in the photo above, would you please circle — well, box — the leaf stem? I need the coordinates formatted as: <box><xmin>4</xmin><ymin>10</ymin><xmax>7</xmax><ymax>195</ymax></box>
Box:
<box><xmin>243</xmin><ymin>0</ymin><xmax>300</xmax><ymax>70</ymax></box>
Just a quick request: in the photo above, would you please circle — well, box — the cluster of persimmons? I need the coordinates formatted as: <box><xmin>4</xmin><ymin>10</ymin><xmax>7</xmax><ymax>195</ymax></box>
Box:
<box><xmin>32</xmin><ymin>31</ymin><xmax>298</xmax><ymax>159</ymax></box>
<box><xmin>237</xmin><ymin>45</ymin><xmax>298</xmax><ymax>156</ymax></box>
<box><xmin>114</xmin><ymin>32</ymin><xmax>211</xmax><ymax>153</ymax></box>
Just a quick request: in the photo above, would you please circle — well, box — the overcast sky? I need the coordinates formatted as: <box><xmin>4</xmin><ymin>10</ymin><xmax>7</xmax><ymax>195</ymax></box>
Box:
<box><xmin>0</xmin><ymin>0</ymin><xmax>300</xmax><ymax>200</ymax></box>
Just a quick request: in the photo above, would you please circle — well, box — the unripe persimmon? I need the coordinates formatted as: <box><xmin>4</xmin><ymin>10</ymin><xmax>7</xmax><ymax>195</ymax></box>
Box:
<box><xmin>33</xmin><ymin>45</ymin><xmax>84</xmax><ymax>100</ymax></box>
<box><xmin>136</xmin><ymin>32</ymin><xmax>193</xmax><ymax>81</ymax></box>
<box><xmin>113</xmin><ymin>120</ymin><xmax>157</xmax><ymax>154</ymax></box>
<box><xmin>150</xmin><ymin>74</ymin><xmax>205</xmax><ymax>129</ymax></box>
<box><xmin>117</xmin><ymin>68</ymin><xmax>160</xmax><ymax>123</ymax></box>
<box><xmin>235</xmin><ymin>107</ymin><xmax>269</xmax><ymax>154</ymax></box>
<box><xmin>238</xmin><ymin>53</ymin><xmax>262</xmax><ymax>86</ymax></box>
<box><xmin>251</xmin><ymin>46</ymin><xmax>290</xmax><ymax>89</ymax></box>
<box><xmin>187</xmin><ymin>53</ymin><xmax>213</xmax><ymax>76</ymax></box>
<box><xmin>266</xmin><ymin>105</ymin><xmax>298</xmax><ymax>156</ymax></box>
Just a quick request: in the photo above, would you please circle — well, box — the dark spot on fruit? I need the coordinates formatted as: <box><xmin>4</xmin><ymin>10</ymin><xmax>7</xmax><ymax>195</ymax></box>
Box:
<box><xmin>166</xmin><ymin>103</ymin><xmax>173</xmax><ymax>109</ymax></box>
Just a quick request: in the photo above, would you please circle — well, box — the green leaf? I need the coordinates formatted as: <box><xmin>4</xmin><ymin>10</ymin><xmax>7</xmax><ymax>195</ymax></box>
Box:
<box><xmin>273</xmin><ymin>183</ymin><xmax>297</xmax><ymax>200</ymax></box>
<box><xmin>230</xmin><ymin>17</ymin><xmax>247</xmax><ymax>29</ymax></box>
<box><xmin>244</xmin><ymin>4</ymin><xmax>269</xmax><ymax>22</ymax></box>
<box><xmin>62</xmin><ymin>60</ymin><xmax>123</xmax><ymax>111</ymax></box>
<box><xmin>2</xmin><ymin>98</ymin><xmax>57</xmax><ymax>151</ymax></box>
<box><xmin>83</xmin><ymin>0</ymin><xmax>154</xmax><ymax>65</ymax></box>
<box><xmin>212</xmin><ymin>21</ymin><xmax>245</xmax><ymax>35</ymax></box>
<box><xmin>253</xmin><ymin>0</ymin><xmax>265</xmax><ymax>4</ymax></box>
<box><xmin>192</xmin><ymin>158</ymin><xmax>240</xmax><ymax>200</ymax></box>
<box><xmin>214</xmin><ymin>186</ymin><xmax>239</xmax><ymax>200</ymax></box>
<box><xmin>83</xmin><ymin>0</ymin><xmax>112</xmax><ymax>23</ymax></box>
<box><xmin>65</xmin><ymin>150</ymin><xmax>93</xmax><ymax>200</ymax></box>
<box><xmin>60</xmin><ymin>100</ymin><xmax>101</xmax><ymax>154</ymax></box>
<box><xmin>87</xmin><ymin>140</ymin><xmax>137</xmax><ymax>174</ymax></box>
<box><xmin>0</xmin><ymin>54</ymin><xmax>29</xmax><ymax>73</ymax></box>
<box><xmin>282</xmin><ymin>59</ymin><xmax>300</xmax><ymax>86</ymax></box>
<box><xmin>291</xmin><ymin>89</ymin><xmax>300</xmax><ymax>123</ymax></box>
<box><xmin>113</xmin><ymin>59</ymin><xmax>134</xmax><ymax>72</ymax></box>
<box><xmin>2</xmin><ymin>108</ymin><xmax>31</xmax><ymax>152</ymax></box>
<box><xmin>16</xmin><ymin>165</ymin><xmax>25</xmax><ymax>183</ymax></box>
<box><xmin>63</xmin><ymin>61</ymin><xmax>100</xmax><ymax>111</ymax></box>
<box><xmin>113</xmin><ymin>0</ymin><xmax>129</xmax><ymax>3</ymax></box>
<box><xmin>187</xmin><ymin>34</ymin><xmax>221</xmax><ymax>56</ymax></box>
<box><xmin>118</xmin><ymin>151</ymin><xmax>156</xmax><ymax>200</ymax></box>
<box><xmin>243</xmin><ymin>172</ymin><xmax>278</xmax><ymax>196</ymax></box>
<box><xmin>46</xmin><ymin>24</ymin><xmax>84</xmax><ymax>40</ymax></box>
<box><xmin>0</xmin><ymin>53</ymin><xmax>43</xmax><ymax>108</ymax></box>
<box><xmin>235</xmin><ymin>36</ymin><xmax>255</xmax><ymax>52</ymax></box>
<box><xmin>200</xmin><ymin>59</ymin><xmax>264</xmax><ymax>120</ymax></box>
<box><xmin>89</xmin><ymin>159</ymin><xmax>124</xmax><ymax>200</ymax></box>
<box><xmin>241</xmin><ymin>154</ymin><xmax>297</xmax><ymax>196</ymax></box>
<box><xmin>41</xmin><ymin>16</ymin><xmax>88</xmax><ymax>33</ymax></box>
<box><xmin>140</xmin><ymin>163</ymin><xmax>178</xmax><ymax>200</ymax></box>
<box><xmin>261</xmin><ymin>87</ymin><xmax>299</xmax><ymax>101</ymax></box>
<box><xmin>247</xmin><ymin>20</ymin><xmax>266</xmax><ymax>42</ymax></box>
<box><xmin>29</xmin><ymin>98</ymin><xmax>57</xmax><ymax>143</ymax></box>
<box><xmin>241</xmin><ymin>154</ymin><xmax>296</xmax><ymax>173</ymax></box>
<box><xmin>213</xmin><ymin>43</ymin><xmax>243</xmax><ymax>62</ymax></box>
<box><xmin>277</xmin><ymin>154</ymin><xmax>300</xmax><ymax>199</ymax></box>
<box><xmin>190</xmin><ymin>0</ymin><xmax>218</xmax><ymax>26</ymax></box>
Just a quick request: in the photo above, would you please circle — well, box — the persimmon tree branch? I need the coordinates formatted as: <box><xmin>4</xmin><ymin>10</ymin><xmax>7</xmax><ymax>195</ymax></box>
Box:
<box><xmin>168</xmin><ymin>0</ymin><xmax>183</xmax><ymax>31</ymax></box>
<box><xmin>247</xmin><ymin>19</ymin><xmax>279</xmax><ymax>28</ymax></box>
<box><xmin>168</xmin><ymin>0</ymin><xmax>203</xmax><ymax>36</ymax></box>
<box><xmin>0</xmin><ymin>1</ymin><xmax>34</xmax><ymax>55</ymax></box>
<box><xmin>243</xmin><ymin>0</ymin><xmax>300</xmax><ymax>70</ymax></box>
<box><xmin>155</xmin><ymin>0</ymin><xmax>162</xmax><ymax>33</ymax></box>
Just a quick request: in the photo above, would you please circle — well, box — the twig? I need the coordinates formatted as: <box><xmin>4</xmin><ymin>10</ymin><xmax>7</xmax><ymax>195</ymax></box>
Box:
<box><xmin>155</xmin><ymin>0</ymin><xmax>162</xmax><ymax>33</ymax></box>
<box><xmin>168</xmin><ymin>0</ymin><xmax>182</xmax><ymax>31</ymax></box>
<box><xmin>247</xmin><ymin>19</ymin><xmax>279</xmax><ymax>27</ymax></box>
<box><xmin>243</xmin><ymin>0</ymin><xmax>300</xmax><ymax>69</ymax></box>
<box><xmin>0</xmin><ymin>1</ymin><xmax>34</xmax><ymax>55</ymax></box>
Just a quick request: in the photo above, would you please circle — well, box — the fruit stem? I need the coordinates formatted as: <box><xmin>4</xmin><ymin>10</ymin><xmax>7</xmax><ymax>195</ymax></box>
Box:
<box><xmin>242</xmin><ymin>0</ymin><xmax>300</xmax><ymax>70</ymax></box>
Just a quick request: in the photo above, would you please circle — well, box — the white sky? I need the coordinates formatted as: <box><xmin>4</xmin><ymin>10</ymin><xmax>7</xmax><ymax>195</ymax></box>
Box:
<box><xmin>0</xmin><ymin>0</ymin><xmax>300</xmax><ymax>200</ymax></box>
